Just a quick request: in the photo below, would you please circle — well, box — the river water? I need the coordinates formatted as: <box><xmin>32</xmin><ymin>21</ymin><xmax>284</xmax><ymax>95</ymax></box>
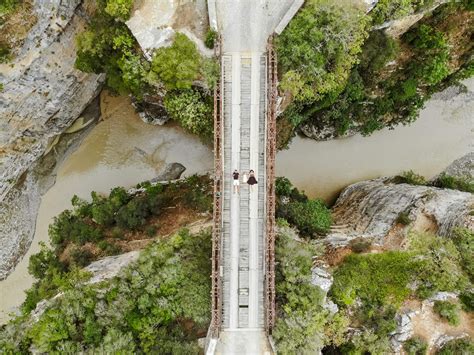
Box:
<box><xmin>0</xmin><ymin>80</ymin><xmax>472</xmax><ymax>323</ymax></box>
<box><xmin>277</xmin><ymin>78</ymin><xmax>474</xmax><ymax>203</ymax></box>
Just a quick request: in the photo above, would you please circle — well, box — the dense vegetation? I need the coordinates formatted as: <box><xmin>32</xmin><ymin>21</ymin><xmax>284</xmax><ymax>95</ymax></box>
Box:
<box><xmin>437</xmin><ymin>337</ymin><xmax>474</xmax><ymax>355</ymax></box>
<box><xmin>0</xmin><ymin>229</ymin><xmax>211</xmax><ymax>353</ymax></box>
<box><xmin>273</xmin><ymin>223</ymin><xmax>348</xmax><ymax>353</ymax></box>
<box><xmin>328</xmin><ymin>230</ymin><xmax>472</xmax><ymax>353</ymax></box>
<box><xmin>275</xmin><ymin>177</ymin><xmax>332</xmax><ymax>237</ymax></box>
<box><xmin>22</xmin><ymin>175</ymin><xmax>212</xmax><ymax>315</ymax></box>
<box><xmin>74</xmin><ymin>0</ymin><xmax>217</xmax><ymax>142</ymax></box>
<box><xmin>396</xmin><ymin>170</ymin><xmax>474</xmax><ymax>193</ymax></box>
<box><xmin>266</xmin><ymin>220</ymin><xmax>473</xmax><ymax>354</ymax></box>
<box><xmin>276</xmin><ymin>0</ymin><xmax>474</xmax><ymax>147</ymax></box>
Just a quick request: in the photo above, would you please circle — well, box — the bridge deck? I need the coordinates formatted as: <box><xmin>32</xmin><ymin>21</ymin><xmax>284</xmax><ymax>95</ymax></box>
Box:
<box><xmin>221</xmin><ymin>53</ymin><xmax>267</xmax><ymax>329</ymax></box>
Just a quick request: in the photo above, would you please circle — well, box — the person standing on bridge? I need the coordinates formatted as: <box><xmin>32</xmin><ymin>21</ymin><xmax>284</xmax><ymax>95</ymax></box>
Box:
<box><xmin>247</xmin><ymin>170</ymin><xmax>257</xmax><ymax>192</ymax></box>
<box><xmin>232</xmin><ymin>169</ymin><xmax>240</xmax><ymax>194</ymax></box>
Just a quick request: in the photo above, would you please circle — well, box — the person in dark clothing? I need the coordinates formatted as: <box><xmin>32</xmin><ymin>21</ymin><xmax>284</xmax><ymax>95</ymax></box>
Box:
<box><xmin>232</xmin><ymin>169</ymin><xmax>240</xmax><ymax>194</ymax></box>
<box><xmin>247</xmin><ymin>169</ymin><xmax>257</xmax><ymax>191</ymax></box>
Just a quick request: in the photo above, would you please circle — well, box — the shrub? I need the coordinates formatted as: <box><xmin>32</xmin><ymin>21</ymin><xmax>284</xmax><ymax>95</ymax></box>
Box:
<box><xmin>287</xmin><ymin>199</ymin><xmax>332</xmax><ymax>236</ymax></box>
<box><xmin>150</xmin><ymin>33</ymin><xmax>201</xmax><ymax>90</ymax></box>
<box><xmin>433</xmin><ymin>300</ymin><xmax>460</xmax><ymax>326</ymax></box>
<box><xmin>459</xmin><ymin>291</ymin><xmax>473</xmax><ymax>312</ymax></box>
<box><xmin>275</xmin><ymin>177</ymin><xmax>293</xmax><ymax>197</ymax></box>
<box><xmin>437</xmin><ymin>337</ymin><xmax>474</xmax><ymax>355</ymax></box>
<box><xmin>98</xmin><ymin>240</ymin><xmax>122</xmax><ymax>256</ymax></box>
<box><xmin>28</xmin><ymin>243</ymin><xmax>63</xmax><ymax>280</ymax></box>
<box><xmin>104</xmin><ymin>0</ymin><xmax>134</xmax><ymax>21</ymax></box>
<box><xmin>0</xmin><ymin>43</ymin><xmax>11</xmax><ymax>63</ymax></box>
<box><xmin>201</xmin><ymin>57</ymin><xmax>220</xmax><ymax>90</ymax></box>
<box><xmin>163</xmin><ymin>89</ymin><xmax>213</xmax><ymax>140</ymax></box>
<box><xmin>370</xmin><ymin>0</ymin><xmax>418</xmax><ymax>25</ymax></box>
<box><xmin>349</xmin><ymin>238</ymin><xmax>372</xmax><ymax>253</ymax></box>
<box><xmin>409</xmin><ymin>232</ymin><xmax>469</xmax><ymax>298</ymax></box>
<box><xmin>358</xmin><ymin>30</ymin><xmax>399</xmax><ymax>82</ymax></box>
<box><xmin>74</xmin><ymin>4</ymin><xmax>148</xmax><ymax>98</ymax></box>
<box><xmin>451</xmin><ymin>227</ymin><xmax>474</xmax><ymax>281</ymax></box>
<box><xmin>48</xmin><ymin>211</ymin><xmax>103</xmax><ymax>248</ymax></box>
<box><xmin>0</xmin><ymin>0</ymin><xmax>18</xmax><ymax>17</ymax></box>
<box><xmin>204</xmin><ymin>28</ymin><xmax>218</xmax><ymax>49</ymax></box>
<box><xmin>416</xmin><ymin>51</ymin><xmax>450</xmax><ymax>85</ymax></box>
<box><xmin>396</xmin><ymin>211</ymin><xmax>412</xmax><ymax>225</ymax></box>
<box><xmin>145</xmin><ymin>225</ymin><xmax>157</xmax><ymax>237</ymax></box>
<box><xmin>115</xmin><ymin>197</ymin><xmax>151</xmax><ymax>230</ymax></box>
<box><xmin>433</xmin><ymin>173</ymin><xmax>474</xmax><ymax>193</ymax></box>
<box><xmin>410</xmin><ymin>24</ymin><xmax>447</xmax><ymax>50</ymax></box>
<box><xmin>400</xmin><ymin>170</ymin><xmax>427</xmax><ymax>185</ymax></box>
<box><xmin>69</xmin><ymin>247</ymin><xmax>94</xmax><ymax>268</ymax></box>
<box><xmin>404</xmin><ymin>336</ymin><xmax>428</xmax><ymax>355</ymax></box>
<box><xmin>330</xmin><ymin>251</ymin><xmax>417</xmax><ymax>309</ymax></box>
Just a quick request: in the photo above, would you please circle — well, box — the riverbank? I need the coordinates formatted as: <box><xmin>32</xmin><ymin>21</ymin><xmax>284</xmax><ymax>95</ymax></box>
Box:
<box><xmin>276</xmin><ymin>78</ymin><xmax>473</xmax><ymax>203</ymax></box>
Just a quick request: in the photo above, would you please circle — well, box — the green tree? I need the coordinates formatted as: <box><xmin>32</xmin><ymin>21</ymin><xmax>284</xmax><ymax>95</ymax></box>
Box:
<box><xmin>163</xmin><ymin>89</ymin><xmax>213</xmax><ymax>140</ymax></box>
<box><xmin>104</xmin><ymin>0</ymin><xmax>134</xmax><ymax>21</ymax></box>
<box><xmin>287</xmin><ymin>199</ymin><xmax>332</xmax><ymax>236</ymax></box>
<box><xmin>150</xmin><ymin>33</ymin><xmax>201</xmax><ymax>90</ymax></box>
<box><xmin>276</xmin><ymin>0</ymin><xmax>369</xmax><ymax>103</ymax></box>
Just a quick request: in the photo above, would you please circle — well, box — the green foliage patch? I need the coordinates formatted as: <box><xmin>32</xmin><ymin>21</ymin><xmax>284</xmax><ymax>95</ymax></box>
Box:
<box><xmin>150</xmin><ymin>33</ymin><xmax>201</xmax><ymax>91</ymax></box>
<box><xmin>164</xmin><ymin>89</ymin><xmax>213</xmax><ymax>141</ymax></box>
<box><xmin>0</xmin><ymin>229</ymin><xmax>211</xmax><ymax>353</ymax></box>
<box><xmin>404</xmin><ymin>336</ymin><xmax>428</xmax><ymax>355</ymax></box>
<box><xmin>437</xmin><ymin>337</ymin><xmax>474</xmax><ymax>355</ymax></box>
<box><xmin>276</xmin><ymin>1</ymin><xmax>473</xmax><ymax>146</ymax></box>
<box><xmin>273</xmin><ymin>227</ymin><xmax>348</xmax><ymax>353</ymax></box>
<box><xmin>433</xmin><ymin>173</ymin><xmax>474</xmax><ymax>193</ymax></box>
<box><xmin>330</xmin><ymin>251</ymin><xmax>416</xmax><ymax>308</ymax></box>
<box><xmin>276</xmin><ymin>0</ymin><xmax>368</xmax><ymax>104</ymax></box>
<box><xmin>20</xmin><ymin>175</ymin><xmax>212</xmax><ymax>313</ymax></box>
<box><xmin>433</xmin><ymin>300</ymin><xmax>461</xmax><ymax>326</ymax></box>
<box><xmin>329</xmin><ymin>230</ymin><xmax>472</xmax><ymax>352</ymax></box>
<box><xmin>104</xmin><ymin>0</ymin><xmax>134</xmax><ymax>21</ymax></box>
<box><xmin>275</xmin><ymin>177</ymin><xmax>332</xmax><ymax>237</ymax></box>
<box><xmin>74</xmin><ymin>3</ymin><xmax>217</xmax><ymax>141</ymax></box>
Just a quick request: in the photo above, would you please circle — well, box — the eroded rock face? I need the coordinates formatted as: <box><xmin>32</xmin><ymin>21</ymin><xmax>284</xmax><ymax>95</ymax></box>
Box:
<box><xmin>84</xmin><ymin>251</ymin><xmax>140</xmax><ymax>284</ymax></box>
<box><xmin>0</xmin><ymin>97</ymin><xmax>101</xmax><ymax>280</ymax></box>
<box><xmin>0</xmin><ymin>0</ymin><xmax>105</xmax><ymax>203</ymax></box>
<box><xmin>325</xmin><ymin>178</ymin><xmax>473</xmax><ymax>247</ymax></box>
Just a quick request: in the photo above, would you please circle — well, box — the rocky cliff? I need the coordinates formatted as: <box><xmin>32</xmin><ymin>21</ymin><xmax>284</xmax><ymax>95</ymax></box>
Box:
<box><xmin>0</xmin><ymin>0</ymin><xmax>104</xmax><ymax>279</ymax></box>
<box><xmin>325</xmin><ymin>178</ymin><xmax>473</xmax><ymax>248</ymax></box>
<box><xmin>0</xmin><ymin>0</ymin><xmax>104</xmax><ymax>202</ymax></box>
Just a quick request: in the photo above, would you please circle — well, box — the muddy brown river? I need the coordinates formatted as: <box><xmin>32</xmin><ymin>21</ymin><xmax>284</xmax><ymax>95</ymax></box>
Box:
<box><xmin>0</xmin><ymin>80</ymin><xmax>472</xmax><ymax>323</ymax></box>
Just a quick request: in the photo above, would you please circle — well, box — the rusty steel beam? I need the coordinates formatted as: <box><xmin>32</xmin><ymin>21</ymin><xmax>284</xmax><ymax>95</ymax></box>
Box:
<box><xmin>210</xmin><ymin>36</ymin><xmax>223</xmax><ymax>338</ymax></box>
<box><xmin>265</xmin><ymin>36</ymin><xmax>277</xmax><ymax>334</ymax></box>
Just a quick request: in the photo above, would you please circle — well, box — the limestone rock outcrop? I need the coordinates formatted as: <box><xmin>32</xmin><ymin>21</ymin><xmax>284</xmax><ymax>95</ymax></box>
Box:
<box><xmin>0</xmin><ymin>0</ymin><xmax>105</xmax><ymax>279</ymax></box>
<box><xmin>126</xmin><ymin>0</ymin><xmax>212</xmax><ymax>59</ymax></box>
<box><xmin>325</xmin><ymin>178</ymin><xmax>473</xmax><ymax>248</ymax></box>
<box><xmin>0</xmin><ymin>0</ymin><xmax>104</xmax><ymax>203</ymax></box>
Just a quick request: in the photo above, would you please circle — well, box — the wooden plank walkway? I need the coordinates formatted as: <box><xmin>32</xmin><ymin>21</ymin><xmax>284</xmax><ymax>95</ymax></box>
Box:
<box><xmin>221</xmin><ymin>53</ymin><xmax>267</xmax><ymax>330</ymax></box>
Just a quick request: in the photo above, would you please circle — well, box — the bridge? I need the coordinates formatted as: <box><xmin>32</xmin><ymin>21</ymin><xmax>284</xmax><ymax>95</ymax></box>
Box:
<box><xmin>206</xmin><ymin>1</ymin><xmax>304</xmax><ymax>353</ymax></box>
